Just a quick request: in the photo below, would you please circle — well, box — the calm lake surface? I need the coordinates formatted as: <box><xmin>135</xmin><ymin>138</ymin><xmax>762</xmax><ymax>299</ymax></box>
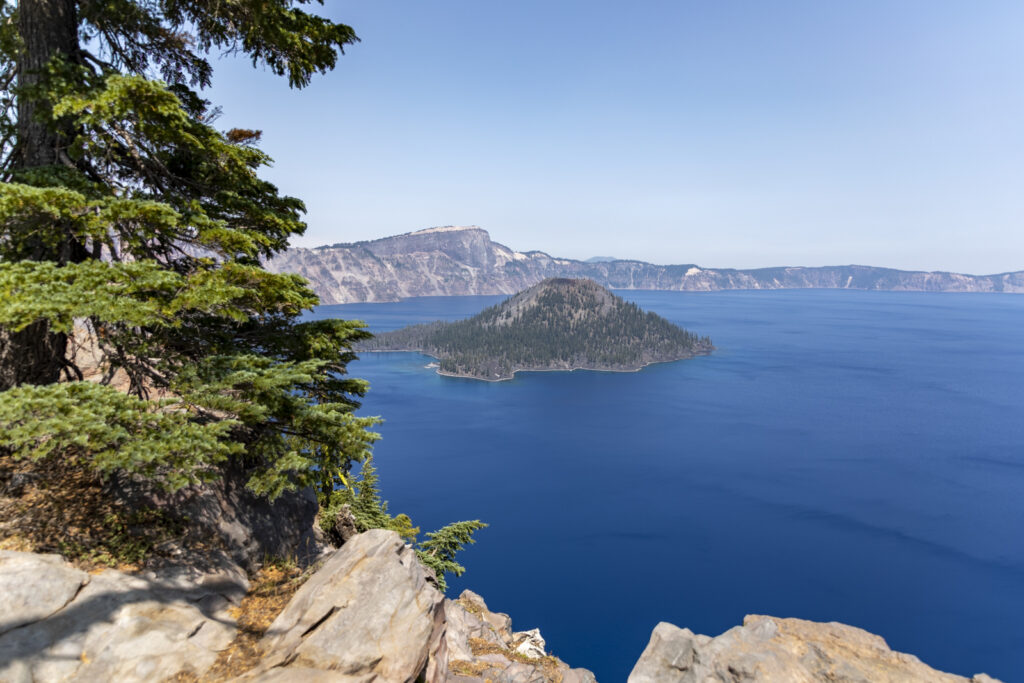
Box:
<box><xmin>308</xmin><ymin>290</ymin><xmax>1024</xmax><ymax>682</ymax></box>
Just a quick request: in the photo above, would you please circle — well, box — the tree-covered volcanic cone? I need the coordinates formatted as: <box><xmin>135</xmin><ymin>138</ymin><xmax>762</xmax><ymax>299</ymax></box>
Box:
<box><xmin>360</xmin><ymin>278</ymin><xmax>713</xmax><ymax>380</ymax></box>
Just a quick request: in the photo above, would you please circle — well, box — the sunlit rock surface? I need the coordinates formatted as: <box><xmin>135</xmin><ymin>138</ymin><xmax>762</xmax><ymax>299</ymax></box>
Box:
<box><xmin>628</xmin><ymin>616</ymin><xmax>1003</xmax><ymax>683</ymax></box>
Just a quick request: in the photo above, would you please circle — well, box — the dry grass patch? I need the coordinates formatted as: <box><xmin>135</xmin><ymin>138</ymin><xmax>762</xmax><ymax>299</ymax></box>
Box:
<box><xmin>199</xmin><ymin>559</ymin><xmax>312</xmax><ymax>681</ymax></box>
<box><xmin>450</xmin><ymin>658</ymin><xmax>494</xmax><ymax>677</ymax></box>
<box><xmin>456</xmin><ymin>595</ymin><xmax>485</xmax><ymax>616</ymax></box>
<box><xmin>0</xmin><ymin>456</ymin><xmax>185</xmax><ymax>572</ymax></box>
<box><xmin>467</xmin><ymin>637</ymin><xmax>566</xmax><ymax>682</ymax></box>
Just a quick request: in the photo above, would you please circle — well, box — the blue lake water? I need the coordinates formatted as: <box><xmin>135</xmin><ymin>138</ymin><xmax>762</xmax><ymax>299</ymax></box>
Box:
<box><xmin>308</xmin><ymin>290</ymin><xmax>1024</xmax><ymax>681</ymax></box>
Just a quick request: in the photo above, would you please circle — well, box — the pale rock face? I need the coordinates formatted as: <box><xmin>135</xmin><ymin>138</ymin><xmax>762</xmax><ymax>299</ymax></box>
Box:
<box><xmin>628</xmin><ymin>616</ymin><xmax>1004</xmax><ymax>683</ymax></box>
<box><xmin>266</xmin><ymin>227</ymin><xmax>1024</xmax><ymax>303</ymax></box>
<box><xmin>443</xmin><ymin>589</ymin><xmax>596</xmax><ymax>683</ymax></box>
<box><xmin>0</xmin><ymin>550</ymin><xmax>246</xmax><ymax>682</ymax></box>
<box><xmin>250</xmin><ymin>529</ymin><xmax>448</xmax><ymax>683</ymax></box>
<box><xmin>511</xmin><ymin>628</ymin><xmax>547</xmax><ymax>659</ymax></box>
<box><xmin>0</xmin><ymin>552</ymin><xmax>89</xmax><ymax>636</ymax></box>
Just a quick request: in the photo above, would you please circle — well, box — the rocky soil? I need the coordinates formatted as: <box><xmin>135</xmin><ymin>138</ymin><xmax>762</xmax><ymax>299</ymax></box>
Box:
<box><xmin>265</xmin><ymin>226</ymin><xmax>1024</xmax><ymax>304</ymax></box>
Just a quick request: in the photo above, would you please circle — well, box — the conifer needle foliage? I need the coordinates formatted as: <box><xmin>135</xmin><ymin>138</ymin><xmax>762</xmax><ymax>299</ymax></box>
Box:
<box><xmin>319</xmin><ymin>456</ymin><xmax>487</xmax><ymax>591</ymax></box>
<box><xmin>0</xmin><ymin>1</ymin><xmax>374</xmax><ymax>497</ymax></box>
<box><xmin>1</xmin><ymin>0</ymin><xmax>485</xmax><ymax>582</ymax></box>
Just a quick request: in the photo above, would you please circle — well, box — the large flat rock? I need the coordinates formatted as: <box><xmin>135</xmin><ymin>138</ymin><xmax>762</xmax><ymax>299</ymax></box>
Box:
<box><xmin>0</xmin><ymin>552</ymin><xmax>89</xmax><ymax>637</ymax></box>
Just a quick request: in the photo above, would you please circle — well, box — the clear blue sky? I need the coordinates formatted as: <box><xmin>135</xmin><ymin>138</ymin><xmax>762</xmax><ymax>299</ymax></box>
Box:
<box><xmin>208</xmin><ymin>1</ymin><xmax>1024</xmax><ymax>274</ymax></box>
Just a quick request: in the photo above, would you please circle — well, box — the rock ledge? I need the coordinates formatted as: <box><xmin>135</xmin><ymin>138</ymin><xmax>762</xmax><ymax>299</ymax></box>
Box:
<box><xmin>628</xmin><ymin>615</ymin><xmax>1003</xmax><ymax>683</ymax></box>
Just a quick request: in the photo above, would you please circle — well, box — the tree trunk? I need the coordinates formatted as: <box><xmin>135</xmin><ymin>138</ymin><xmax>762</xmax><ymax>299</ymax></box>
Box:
<box><xmin>16</xmin><ymin>0</ymin><xmax>79</xmax><ymax>168</ymax></box>
<box><xmin>0</xmin><ymin>0</ymin><xmax>80</xmax><ymax>389</ymax></box>
<box><xmin>0</xmin><ymin>323</ymin><xmax>70</xmax><ymax>389</ymax></box>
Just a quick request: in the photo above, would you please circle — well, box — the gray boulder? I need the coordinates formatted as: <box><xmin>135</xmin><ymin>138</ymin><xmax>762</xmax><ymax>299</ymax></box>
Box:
<box><xmin>0</xmin><ymin>550</ymin><xmax>247</xmax><ymax>682</ymax></box>
<box><xmin>628</xmin><ymin>616</ymin><xmax>1004</xmax><ymax>683</ymax></box>
<box><xmin>250</xmin><ymin>529</ymin><xmax>447</xmax><ymax>682</ymax></box>
<box><xmin>0</xmin><ymin>552</ymin><xmax>89</xmax><ymax>637</ymax></box>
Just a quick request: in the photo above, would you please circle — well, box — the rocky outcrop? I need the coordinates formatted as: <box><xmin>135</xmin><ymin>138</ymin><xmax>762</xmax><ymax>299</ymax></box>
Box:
<box><xmin>246</xmin><ymin>531</ymin><xmax>593</xmax><ymax>683</ymax></box>
<box><xmin>265</xmin><ymin>226</ymin><xmax>1024</xmax><ymax>303</ymax></box>
<box><xmin>628</xmin><ymin>616</ymin><xmax>1002</xmax><ymax>683</ymax></box>
<box><xmin>445</xmin><ymin>589</ymin><xmax>596</xmax><ymax>683</ymax></box>
<box><xmin>0</xmin><ymin>549</ymin><xmax>247</xmax><ymax>682</ymax></box>
<box><xmin>247</xmin><ymin>529</ymin><xmax>448</xmax><ymax>682</ymax></box>
<box><xmin>0</xmin><ymin>531</ymin><xmax>590</xmax><ymax>683</ymax></box>
<box><xmin>0</xmin><ymin>536</ymin><xmax>1005</xmax><ymax>682</ymax></box>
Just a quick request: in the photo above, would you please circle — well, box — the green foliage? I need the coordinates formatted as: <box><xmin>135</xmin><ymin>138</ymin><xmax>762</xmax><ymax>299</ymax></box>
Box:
<box><xmin>318</xmin><ymin>456</ymin><xmax>420</xmax><ymax>543</ymax></box>
<box><xmin>79</xmin><ymin>0</ymin><xmax>359</xmax><ymax>89</ymax></box>
<box><xmin>0</xmin><ymin>382</ymin><xmax>240</xmax><ymax>489</ymax></box>
<box><xmin>416</xmin><ymin>520</ymin><xmax>489</xmax><ymax>592</ymax></box>
<box><xmin>319</xmin><ymin>457</ymin><xmax>486</xmax><ymax>590</ymax></box>
<box><xmin>0</xmin><ymin>4</ymin><xmax>378</xmax><ymax>498</ymax></box>
<box><xmin>2</xmin><ymin>1</ymin><xmax>487</xmax><ymax>587</ymax></box>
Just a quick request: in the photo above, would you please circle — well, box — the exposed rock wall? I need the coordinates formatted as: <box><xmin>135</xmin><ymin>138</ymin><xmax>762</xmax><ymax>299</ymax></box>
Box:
<box><xmin>265</xmin><ymin>226</ymin><xmax>1024</xmax><ymax>303</ymax></box>
<box><xmin>108</xmin><ymin>461</ymin><xmax>325</xmax><ymax>574</ymax></box>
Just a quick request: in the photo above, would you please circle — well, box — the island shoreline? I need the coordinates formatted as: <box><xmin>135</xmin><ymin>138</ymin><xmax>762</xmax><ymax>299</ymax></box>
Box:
<box><xmin>362</xmin><ymin>348</ymin><xmax>713</xmax><ymax>382</ymax></box>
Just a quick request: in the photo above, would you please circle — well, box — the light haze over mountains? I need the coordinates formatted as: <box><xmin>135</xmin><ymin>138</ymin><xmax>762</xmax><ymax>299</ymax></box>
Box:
<box><xmin>209</xmin><ymin>2</ymin><xmax>1024</xmax><ymax>274</ymax></box>
<box><xmin>266</xmin><ymin>226</ymin><xmax>1024</xmax><ymax>304</ymax></box>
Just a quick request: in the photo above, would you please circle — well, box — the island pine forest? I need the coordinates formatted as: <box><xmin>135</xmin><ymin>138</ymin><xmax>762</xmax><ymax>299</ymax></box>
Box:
<box><xmin>361</xmin><ymin>278</ymin><xmax>713</xmax><ymax>380</ymax></box>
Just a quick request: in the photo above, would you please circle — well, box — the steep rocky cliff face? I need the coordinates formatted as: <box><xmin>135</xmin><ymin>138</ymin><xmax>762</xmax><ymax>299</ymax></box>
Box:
<box><xmin>265</xmin><ymin>226</ymin><xmax>1024</xmax><ymax>303</ymax></box>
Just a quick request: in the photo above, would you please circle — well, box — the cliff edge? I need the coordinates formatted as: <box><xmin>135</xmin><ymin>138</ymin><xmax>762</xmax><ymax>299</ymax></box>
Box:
<box><xmin>0</xmin><ymin>530</ymin><xmax>1004</xmax><ymax>682</ymax></box>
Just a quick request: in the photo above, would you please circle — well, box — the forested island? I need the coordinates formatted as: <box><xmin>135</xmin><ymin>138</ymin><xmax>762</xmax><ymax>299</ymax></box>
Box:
<box><xmin>359</xmin><ymin>278</ymin><xmax>713</xmax><ymax>380</ymax></box>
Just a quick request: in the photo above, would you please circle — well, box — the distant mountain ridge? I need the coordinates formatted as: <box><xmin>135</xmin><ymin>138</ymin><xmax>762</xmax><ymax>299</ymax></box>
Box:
<box><xmin>265</xmin><ymin>225</ymin><xmax>1024</xmax><ymax>303</ymax></box>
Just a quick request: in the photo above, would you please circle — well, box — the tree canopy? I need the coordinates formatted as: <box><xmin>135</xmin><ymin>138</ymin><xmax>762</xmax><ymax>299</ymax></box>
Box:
<box><xmin>0</xmin><ymin>0</ymin><xmax>374</xmax><ymax>497</ymax></box>
<box><xmin>0</xmin><ymin>1</ymin><xmax>484</xmax><ymax>587</ymax></box>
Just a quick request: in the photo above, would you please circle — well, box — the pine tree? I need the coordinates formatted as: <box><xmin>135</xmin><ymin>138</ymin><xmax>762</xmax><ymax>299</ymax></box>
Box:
<box><xmin>0</xmin><ymin>1</ymin><xmax>376</xmax><ymax>497</ymax></box>
<box><xmin>318</xmin><ymin>455</ymin><xmax>486</xmax><ymax>590</ymax></box>
<box><xmin>417</xmin><ymin>520</ymin><xmax>488</xmax><ymax>591</ymax></box>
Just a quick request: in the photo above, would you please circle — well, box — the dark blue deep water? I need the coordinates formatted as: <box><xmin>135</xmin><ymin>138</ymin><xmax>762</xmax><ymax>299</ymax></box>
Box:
<box><xmin>308</xmin><ymin>291</ymin><xmax>1024</xmax><ymax>681</ymax></box>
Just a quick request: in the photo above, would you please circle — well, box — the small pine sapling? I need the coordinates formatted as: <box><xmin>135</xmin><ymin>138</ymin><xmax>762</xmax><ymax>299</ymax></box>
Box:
<box><xmin>416</xmin><ymin>520</ymin><xmax>488</xmax><ymax>591</ymax></box>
